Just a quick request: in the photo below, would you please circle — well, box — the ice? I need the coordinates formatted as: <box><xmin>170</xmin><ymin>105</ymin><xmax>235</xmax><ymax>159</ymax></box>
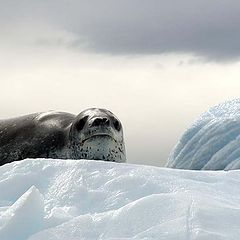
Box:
<box><xmin>0</xmin><ymin>186</ymin><xmax>44</xmax><ymax>240</ymax></box>
<box><xmin>0</xmin><ymin>159</ymin><xmax>240</xmax><ymax>239</ymax></box>
<box><xmin>166</xmin><ymin>98</ymin><xmax>240</xmax><ymax>170</ymax></box>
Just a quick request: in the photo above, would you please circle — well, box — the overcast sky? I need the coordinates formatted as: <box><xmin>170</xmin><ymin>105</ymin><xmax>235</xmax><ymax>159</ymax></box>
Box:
<box><xmin>1</xmin><ymin>0</ymin><xmax>240</xmax><ymax>166</ymax></box>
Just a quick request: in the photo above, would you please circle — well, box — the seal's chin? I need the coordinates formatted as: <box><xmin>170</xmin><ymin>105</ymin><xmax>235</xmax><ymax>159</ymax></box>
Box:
<box><xmin>81</xmin><ymin>133</ymin><xmax>117</xmax><ymax>144</ymax></box>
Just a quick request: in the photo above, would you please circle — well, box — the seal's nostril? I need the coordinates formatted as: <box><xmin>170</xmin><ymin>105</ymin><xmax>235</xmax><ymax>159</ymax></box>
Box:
<box><xmin>103</xmin><ymin>117</ymin><xmax>109</xmax><ymax>125</ymax></box>
<box><xmin>92</xmin><ymin>118</ymin><xmax>101</xmax><ymax>127</ymax></box>
<box><xmin>92</xmin><ymin>117</ymin><xmax>110</xmax><ymax>127</ymax></box>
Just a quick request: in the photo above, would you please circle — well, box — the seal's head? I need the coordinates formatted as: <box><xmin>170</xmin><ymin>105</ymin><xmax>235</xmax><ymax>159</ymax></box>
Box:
<box><xmin>69</xmin><ymin>108</ymin><xmax>126</xmax><ymax>162</ymax></box>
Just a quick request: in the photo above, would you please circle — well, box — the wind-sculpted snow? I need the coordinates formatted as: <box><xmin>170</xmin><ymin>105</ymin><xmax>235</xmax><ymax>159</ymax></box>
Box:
<box><xmin>0</xmin><ymin>159</ymin><xmax>240</xmax><ymax>239</ymax></box>
<box><xmin>166</xmin><ymin>98</ymin><xmax>240</xmax><ymax>170</ymax></box>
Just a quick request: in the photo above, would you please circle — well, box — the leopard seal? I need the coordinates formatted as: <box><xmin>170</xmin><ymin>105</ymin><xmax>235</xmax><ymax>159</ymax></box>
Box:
<box><xmin>0</xmin><ymin>108</ymin><xmax>126</xmax><ymax>166</ymax></box>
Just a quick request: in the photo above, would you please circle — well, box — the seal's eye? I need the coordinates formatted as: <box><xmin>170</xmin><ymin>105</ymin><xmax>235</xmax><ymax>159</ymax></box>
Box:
<box><xmin>113</xmin><ymin>119</ymin><xmax>121</xmax><ymax>131</ymax></box>
<box><xmin>76</xmin><ymin>116</ymin><xmax>88</xmax><ymax>131</ymax></box>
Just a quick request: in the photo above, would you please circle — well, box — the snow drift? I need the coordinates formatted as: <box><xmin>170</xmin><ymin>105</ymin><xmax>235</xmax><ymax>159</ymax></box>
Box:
<box><xmin>0</xmin><ymin>159</ymin><xmax>240</xmax><ymax>239</ymax></box>
<box><xmin>166</xmin><ymin>98</ymin><xmax>240</xmax><ymax>170</ymax></box>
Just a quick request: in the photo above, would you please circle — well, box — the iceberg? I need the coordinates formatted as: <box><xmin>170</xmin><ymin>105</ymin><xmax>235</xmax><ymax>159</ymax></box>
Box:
<box><xmin>0</xmin><ymin>159</ymin><xmax>240</xmax><ymax>239</ymax></box>
<box><xmin>166</xmin><ymin>98</ymin><xmax>240</xmax><ymax>170</ymax></box>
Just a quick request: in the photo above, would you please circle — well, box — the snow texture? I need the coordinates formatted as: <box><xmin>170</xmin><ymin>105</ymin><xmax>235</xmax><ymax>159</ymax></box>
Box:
<box><xmin>0</xmin><ymin>159</ymin><xmax>240</xmax><ymax>239</ymax></box>
<box><xmin>166</xmin><ymin>98</ymin><xmax>240</xmax><ymax>170</ymax></box>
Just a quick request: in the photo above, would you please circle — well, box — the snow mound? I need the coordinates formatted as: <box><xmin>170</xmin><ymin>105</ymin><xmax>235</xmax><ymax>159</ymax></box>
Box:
<box><xmin>0</xmin><ymin>159</ymin><xmax>240</xmax><ymax>239</ymax></box>
<box><xmin>166</xmin><ymin>98</ymin><xmax>240</xmax><ymax>170</ymax></box>
<box><xmin>0</xmin><ymin>186</ymin><xmax>44</xmax><ymax>240</ymax></box>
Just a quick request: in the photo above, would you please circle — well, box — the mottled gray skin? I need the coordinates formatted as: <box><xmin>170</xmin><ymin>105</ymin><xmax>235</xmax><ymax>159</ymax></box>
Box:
<box><xmin>0</xmin><ymin>108</ymin><xmax>126</xmax><ymax>166</ymax></box>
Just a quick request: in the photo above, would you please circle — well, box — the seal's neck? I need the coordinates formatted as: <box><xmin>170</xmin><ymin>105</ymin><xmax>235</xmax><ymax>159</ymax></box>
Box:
<box><xmin>69</xmin><ymin>138</ymin><xmax>126</xmax><ymax>163</ymax></box>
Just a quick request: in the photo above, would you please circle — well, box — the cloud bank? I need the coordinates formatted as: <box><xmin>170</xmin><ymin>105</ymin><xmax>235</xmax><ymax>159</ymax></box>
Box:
<box><xmin>1</xmin><ymin>0</ymin><xmax>240</xmax><ymax>60</ymax></box>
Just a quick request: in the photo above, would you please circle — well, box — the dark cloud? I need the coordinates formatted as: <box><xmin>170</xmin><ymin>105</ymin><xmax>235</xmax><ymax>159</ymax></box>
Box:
<box><xmin>1</xmin><ymin>0</ymin><xmax>240</xmax><ymax>60</ymax></box>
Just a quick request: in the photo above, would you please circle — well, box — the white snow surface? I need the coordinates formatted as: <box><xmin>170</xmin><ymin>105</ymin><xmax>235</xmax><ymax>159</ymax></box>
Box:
<box><xmin>0</xmin><ymin>159</ymin><xmax>240</xmax><ymax>239</ymax></box>
<box><xmin>166</xmin><ymin>98</ymin><xmax>240</xmax><ymax>170</ymax></box>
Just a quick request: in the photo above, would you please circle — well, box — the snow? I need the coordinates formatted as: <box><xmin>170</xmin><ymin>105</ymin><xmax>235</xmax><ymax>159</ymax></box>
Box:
<box><xmin>166</xmin><ymin>98</ymin><xmax>240</xmax><ymax>170</ymax></box>
<box><xmin>0</xmin><ymin>159</ymin><xmax>240</xmax><ymax>239</ymax></box>
<box><xmin>0</xmin><ymin>186</ymin><xmax>44</xmax><ymax>240</ymax></box>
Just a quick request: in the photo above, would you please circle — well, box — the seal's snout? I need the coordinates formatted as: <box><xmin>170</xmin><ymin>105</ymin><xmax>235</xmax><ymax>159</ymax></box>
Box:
<box><xmin>90</xmin><ymin>117</ymin><xmax>110</xmax><ymax>127</ymax></box>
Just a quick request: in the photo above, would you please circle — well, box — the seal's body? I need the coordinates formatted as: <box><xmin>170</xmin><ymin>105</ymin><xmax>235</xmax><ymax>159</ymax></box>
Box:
<box><xmin>0</xmin><ymin>109</ymin><xmax>126</xmax><ymax>166</ymax></box>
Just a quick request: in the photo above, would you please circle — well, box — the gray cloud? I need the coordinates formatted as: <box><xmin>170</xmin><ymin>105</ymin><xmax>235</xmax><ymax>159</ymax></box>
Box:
<box><xmin>1</xmin><ymin>0</ymin><xmax>240</xmax><ymax>60</ymax></box>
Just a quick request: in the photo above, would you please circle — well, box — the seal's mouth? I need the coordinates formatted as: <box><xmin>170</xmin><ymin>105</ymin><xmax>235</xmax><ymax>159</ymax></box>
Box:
<box><xmin>81</xmin><ymin>133</ymin><xmax>116</xmax><ymax>144</ymax></box>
